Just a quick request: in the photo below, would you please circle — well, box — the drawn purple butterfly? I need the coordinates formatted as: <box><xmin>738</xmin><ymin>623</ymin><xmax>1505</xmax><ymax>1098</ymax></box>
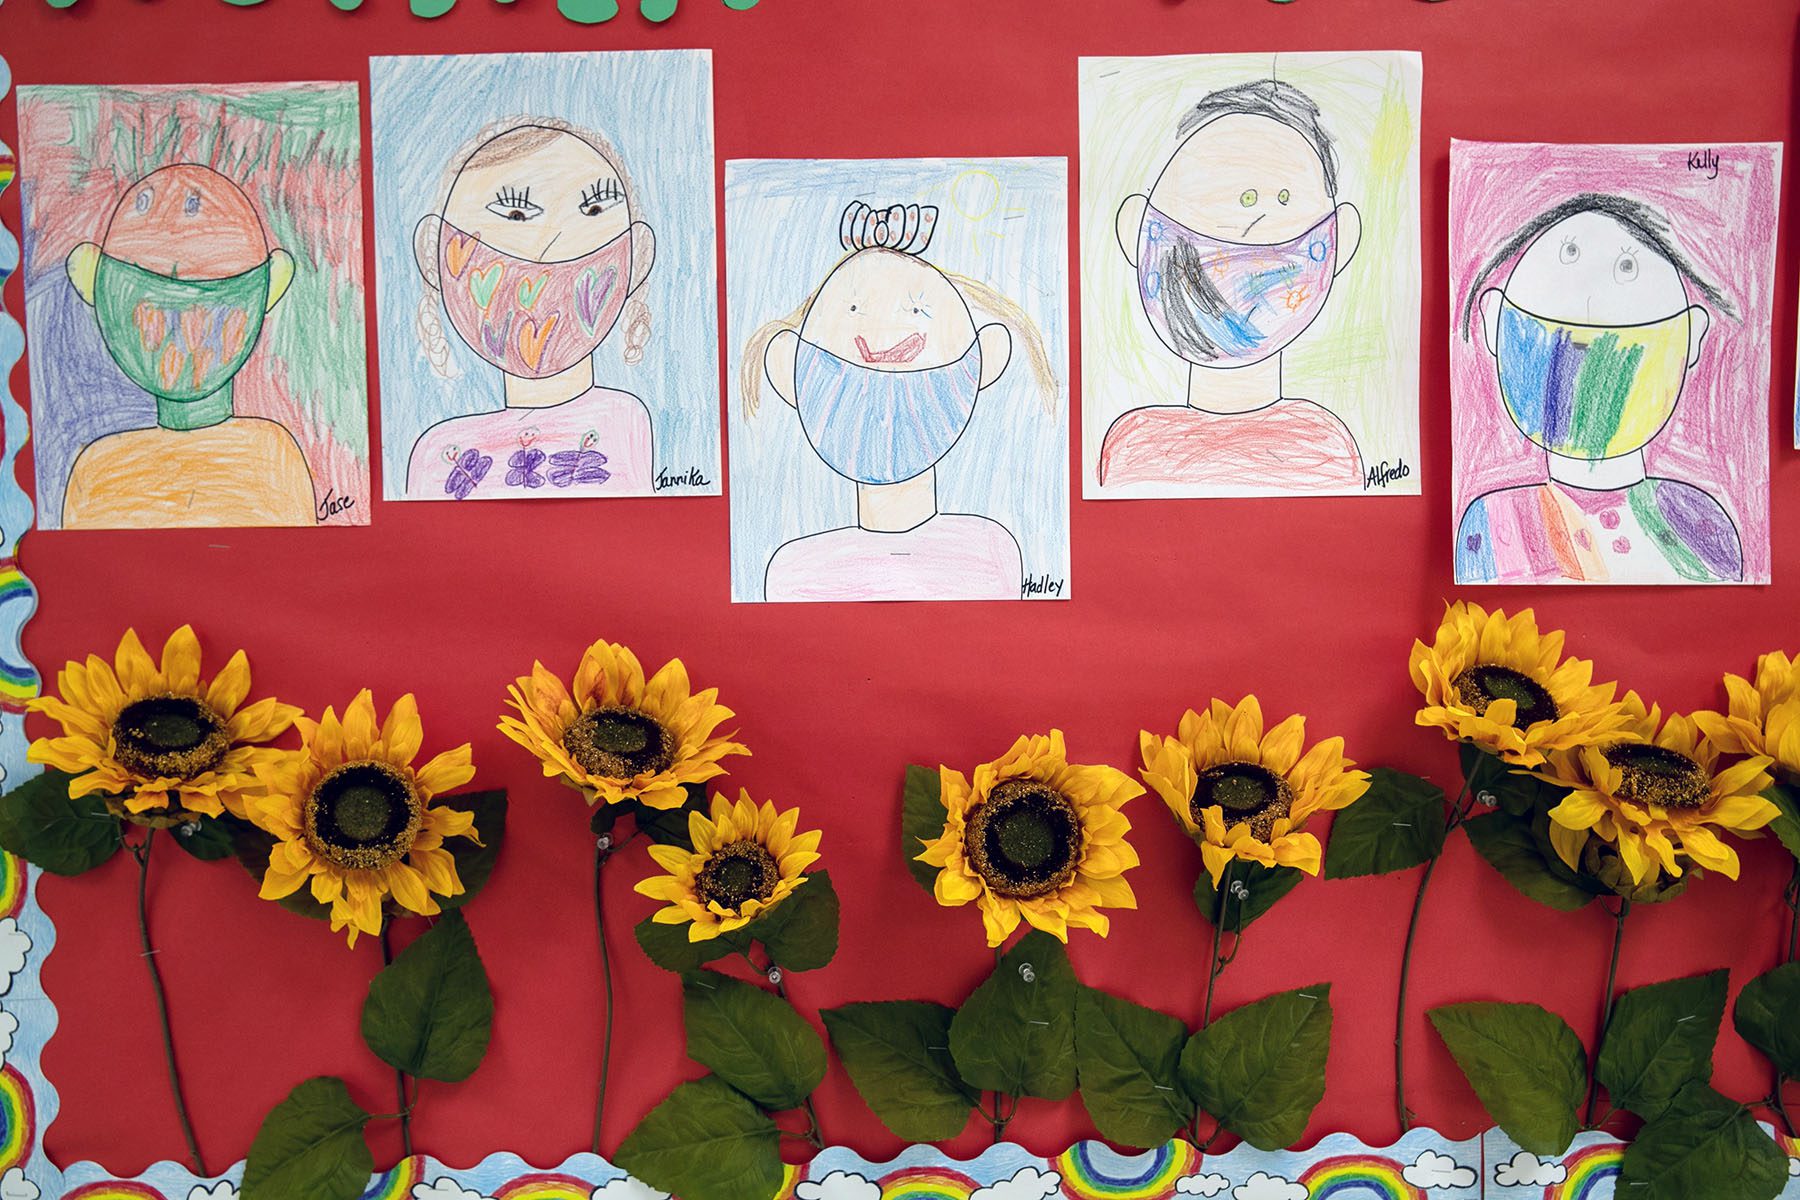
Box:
<box><xmin>507</xmin><ymin>447</ymin><xmax>547</xmax><ymax>489</ymax></box>
<box><xmin>549</xmin><ymin>448</ymin><xmax>611</xmax><ymax>488</ymax></box>
<box><xmin>444</xmin><ymin>448</ymin><xmax>492</xmax><ymax>500</ymax></box>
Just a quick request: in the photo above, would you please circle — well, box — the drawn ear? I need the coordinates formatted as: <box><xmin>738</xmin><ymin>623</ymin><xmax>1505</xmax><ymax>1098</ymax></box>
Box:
<box><xmin>1115</xmin><ymin>194</ymin><xmax>1149</xmax><ymax>268</ymax></box>
<box><xmin>414</xmin><ymin>214</ymin><xmax>443</xmax><ymax>291</ymax></box>
<box><xmin>1685</xmin><ymin>304</ymin><xmax>1711</xmax><ymax>368</ymax></box>
<box><xmin>67</xmin><ymin>242</ymin><xmax>101</xmax><ymax>306</ymax></box>
<box><xmin>1479</xmin><ymin>288</ymin><xmax>1505</xmax><ymax>356</ymax></box>
<box><xmin>976</xmin><ymin>323</ymin><xmax>1013</xmax><ymax>390</ymax></box>
<box><xmin>265</xmin><ymin>249</ymin><xmax>295</xmax><ymax>312</ymax></box>
<box><xmin>629</xmin><ymin>221</ymin><xmax>656</xmax><ymax>296</ymax></box>
<box><xmin>765</xmin><ymin>328</ymin><xmax>800</xmax><ymax>409</ymax></box>
<box><xmin>1332</xmin><ymin>201</ymin><xmax>1362</xmax><ymax>275</ymax></box>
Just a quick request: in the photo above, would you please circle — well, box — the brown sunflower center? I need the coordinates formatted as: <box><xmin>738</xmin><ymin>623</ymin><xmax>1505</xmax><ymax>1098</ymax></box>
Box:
<box><xmin>695</xmin><ymin>840</ymin><xmax>780</xmax><ymax>912</ymax></box>
<box><xmin>1190</xmin><ymin>762</ymin><xmax>1294</xmax><ymax>841</ymax></box>
<box><xmin>111</xmin><ymin>694</ymin><xmax>230</xmax><ymax>780</ymax></box>
<box><xmin>562</xmin><ymin>706</ymin><xmax>675</xmax><ymax>780</ymax></box>
<box><xmin>1604</xmin><ymin>743</ymin><xmax>1710</xmax><ymax>810</ymax></box>
<box><xmin>1452</xmin><ymin>664</ymin><xmax>1560</xmax><ymax>728</ymax></box>
<box><xmin>304</xmin><ymin>760</ymin><xmax>423</xmax><ymax>871</ymax></box>
<box><xmin>963</xmin><ymin>779</ymin><xmax>1083</xmax><ymax>900</ymax></box>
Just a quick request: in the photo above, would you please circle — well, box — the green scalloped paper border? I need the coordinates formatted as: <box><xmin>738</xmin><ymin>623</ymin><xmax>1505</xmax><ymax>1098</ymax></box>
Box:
<box><xmin>42</xmin><ymin>0</ymin><xmax>761</xmax><ymax>21</ymax></box>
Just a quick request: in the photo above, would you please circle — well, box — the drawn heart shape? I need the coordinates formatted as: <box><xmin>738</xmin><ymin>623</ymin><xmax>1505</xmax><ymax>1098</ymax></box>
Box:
<box><xmin>574</xmin><ymin>266</ymin><xmax>617</xmax><ymax>335</ymax></box>
<box><xmin>133</xmin><ymin>302</ymin><xmax>167</xmax><ymax>352</ymax></box>
<box><xmin>481</xmin><ymin>312</ymin><xmax>514</xmax><ymax>360</ymax></box>
<box><xmin>179</xmin><ymin>306</ymin><xmax>213</xmax><ymax>354</ymax></box>
<box><xmin>469</xmin><ymin>263</ymin><xmax>505</xmax><ymax>311</ymax></box>
<box><xmin>221</xmin><ymin>309</ymin><xmax>248</xmax><ymax>360</ymax></box>
<box><xmin>515</xmin><ymin>272</ymin><xmax>550</xmax><ymax>311</ymax></box>
<box><xmin>158</xmin><ymin>342</ymin><xmax>185</xmax><ymax>392</ymax></box>
<box><xmin>1464</xmin><ymin>534</ymin><xmax>1482</xmax><ymax>554</ymax></box>
<box><xmin>516</xmin><ymin>313</ymin><xmax>559</xmax><ymax>372</ymax></box>
<box><xmin>445</xmin><ymin>232</ymin><xmax>478</xmax><ymax>280</ymax></box>
<box><xmin>189</xmin><ymin>348</ymin><xmax>216</xmax><ymax>390</ymax></box>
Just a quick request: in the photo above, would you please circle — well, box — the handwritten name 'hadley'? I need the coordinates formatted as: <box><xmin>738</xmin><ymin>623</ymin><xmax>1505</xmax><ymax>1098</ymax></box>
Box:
<box><xmin>654</xmin><ymin>466</ymin><xmax>712</xmax><ymax>491</ymax></box>
<box><xmin>1687</xmin><ymin>149</ymin><xmax>1720</xmax><ymax>180</ymax></box>
<box><xmin>1022</xmin><ymin>574</ymin><xmax>1066</xmax><ymax>598</ymax></box>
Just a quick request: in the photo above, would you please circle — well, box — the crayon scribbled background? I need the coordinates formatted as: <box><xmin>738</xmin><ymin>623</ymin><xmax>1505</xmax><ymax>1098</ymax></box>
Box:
<box><xmin>17</xmin><ymin>82</ymin><xmax>368</xmax><ymax>528</ymax></box>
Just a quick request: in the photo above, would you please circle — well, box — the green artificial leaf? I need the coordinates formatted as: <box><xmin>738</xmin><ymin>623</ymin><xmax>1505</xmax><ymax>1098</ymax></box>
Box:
<box><xmin>436</xmin><ymin>789</ymin><xmax>507</xmax><ymax>910</ymax></box>
<box><xmin>1321</xmin><ymin>768</ymin><xmax>1446</xmax><ymax>878</ymax></box>
<box><xmin>1192</xmin><ymin>861</ymin><xmax>1304</xmax><ymax>933</ymax></box>
<box><xmin>635</xmin><ymin>785</ymin><xmax>709</xmax><ymax>850</ymax></box>
<box><xmin>635</xmin><ymin>916</ymin><xmax>749</xmax><ymax>973</ymax></box>
<box><xmin>230</xmin><ymin>821</ymin><xmax>332</xmax><ymax>921</ymax></box>
<box><xmin>615</xmin><ymin>1076</ymin><xmax>783</xmax><ymax>1200</ymax></box>
<box><xmin>1622</xmin><ymin>1082</ymin><xmax>1788</xmax><ymax>1200</ymax></box>
<box><xmin>755</xmin><ymin>870</ymin><xmax>839</xmax><ymax>972</ymax></box>
<box><xmin>1075</xmin><ymin>985</ymin><xmax>1193</xmax><ymax>1149</ymax></box>
<box><xmin>1428</xmin><ymin>1001</ymin><xmax>1586</xmax><ymax>1155</ymax></box>
<box><xmin>591</xmin><ymin>802</ymin><xmax>627</xmax><ymax>840</ymax></box>
<box><xmin>360</xmin><ymin>910</ymin><xmax>493</xmax><ymax>1082</ymax></box>
<box><xmin>1763</xmin><ymin>784</ymin><xmax>1800</xmax><ymax>860</ymax></box>
<box><xmin>1596</xmin><ymin>969</ymin><xmax>1727</xmax><ymax>1121</ymax></box>
<box><xmin>1734</xmin><ymin>961</ymin><xmax>1800</xmax><ymax>1077</ymax></box>
<box><xmin>1179</xmin><ymin>984</ymin><xmax>1331</xmax><ymax>1150</ymax></box>
<box><xmin>1463</xmin><ymin>809</ymin><xmax>1596</xmax><ymax>912</ymax></box>
<box><xmin>242</xmin><ymin>1076</ymin><xmax>372</xmax><ymax>1200</ymax></box>
<box><xmin>683</xmin><ymin>971</ymin><xmax>826</xmax><ymax>1110</ymax></box>
<box><xmin>169</xmin><ymin>814</ymin><xmax>237</xmax><ymax>862</ymax></box>
<box><xmin>1460</xmin><ymin>743</ymin><xmax>1517</xmax><ymax>810</ymax></box>
<box><xmin>821</xmin><ymin>1001</ymin><xmax>976</xmax><ymax>1142</ymax></box>
<box><xmin>949</xmin><ymin>929</ymin><xmax>1077</xmax><ymax>1099</ymax></box>
<box><xmin>0</xmin><ymin>768</ymin><xmax>121</xmax><ymax>876</ymax></box>
<box><xmin>902</xmin><ymin>764</ymin><xmax>948</xmax><ymax>894</ymax></box>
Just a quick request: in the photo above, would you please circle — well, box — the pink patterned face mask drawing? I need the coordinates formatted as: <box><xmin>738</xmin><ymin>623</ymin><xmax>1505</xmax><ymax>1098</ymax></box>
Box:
<box><xmin>437</xmin><ymin>220</ymin><xmax>632</xmax><ymax>379</ymax></box>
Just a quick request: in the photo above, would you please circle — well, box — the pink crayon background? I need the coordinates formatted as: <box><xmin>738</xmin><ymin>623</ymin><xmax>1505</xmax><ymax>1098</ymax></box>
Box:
<box><xmin>1448</xmin><ymin>140</ymin><xmax>1779</xmax><ymax>584</ymax></box>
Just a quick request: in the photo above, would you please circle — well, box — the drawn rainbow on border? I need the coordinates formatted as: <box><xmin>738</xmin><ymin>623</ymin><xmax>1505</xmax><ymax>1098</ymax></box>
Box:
<box><xmin>879</xmin><ymin>1164</ymin><xmax>980</xmax><ymax>1200</ymax></box>
<box><xmin>0</xmin><ymin>1065</ymin><xmax>34</xmax><ymax>1171</ymax></box>
<box><xmin>1545</xmin><ymin>1143</ymin><xmax>1622</xmax><ymax>1200</ymax></box>
<box><xmin>63</xmin><ymin>1183</ymin><xmax>166</xmax><ymax>1200</ymax></box>
<box><xmin>0</xmin><ymin>851</ymin><xmax>27</xmax><ymax>920</ymax></box>
<box><xmin>1296</xmin><ymin>1153</ymin><xmax>1424</xmax><ymax>1199</ymax></box>
<box><xmin>495</xmin><ymin>1173</ymin><xmax>595</xmax><ymax>1200</ymax></box>
<box><xmin>362</xmin><ymin>1155</ymin><xmax>424</xmax><ymax>1200</ymax></box>
<box><xmin>773</xmin><ymin>1161</ymin><xmax>810</xmax><ymax>1200</ymax></box>
<box><xmin>0</xmin><ymin>563</ymin><xmax>39</xmax><ymax>710</ymax></box>
<box><xmin>1057</xmin><ymin>1140</ymin><xmax>1198</xmax><ymax>1200</ymax></box>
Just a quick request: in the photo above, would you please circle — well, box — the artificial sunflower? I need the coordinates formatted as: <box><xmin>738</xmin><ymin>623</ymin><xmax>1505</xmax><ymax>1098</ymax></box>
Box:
<box><xmin>634</xmin><ymin>789</ymin><xmax>821</xmax><ymax>942</ymax></box>
<box><xmin>1537</xmin><ymin>692</ymin><xmax>1778</xmax><ymax>889</ymax></box>
<box><xmin>27</xmin><ymin>624</ymin><xmax>300</xmax><ymax>825</ymax></box>
<box><xmin>248</xmin><ymin>690</ymin><xmax>479</xmax><ymax>946</ymax></box>
<box><xmin>1140</xmin><ymin>696</ymin><xmax>1369</xmax><ymax>885</ymax></box>
<box><xmin>916</xmin><ymin>730</ymin><xmax>1142</xmax><ymax>947</ymax></box>
<box><xmin>1410</xmin><ymin>601</ymin><xmax>1634</xmax><ymax>767</ymax></box>
<box><xmin>1694</xmin><ymin>650</ymin><xmax>1800</xmax><ymax>779</ymax></box>
<box><xmin>499</xmin><ymin>639</ymin><xmax>748</xmax><ymax>810</ymax></box>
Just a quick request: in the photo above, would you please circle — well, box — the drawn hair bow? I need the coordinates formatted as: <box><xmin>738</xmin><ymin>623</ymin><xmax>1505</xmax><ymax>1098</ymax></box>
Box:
<box><xmin>840</xmin><ymin>202</ymin><xmax>938</xmax><ymax>255</ymax></box>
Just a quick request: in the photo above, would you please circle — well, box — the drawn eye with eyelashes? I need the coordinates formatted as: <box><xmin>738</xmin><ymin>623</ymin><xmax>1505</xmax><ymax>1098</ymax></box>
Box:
<box><xmin>487</xmin><ymin>186</ymin><xmax>542</xmax><ymax>222</ymax></box>
<box><xmin>580</xmin><ymin>177</ymin><xmax>626</xmax><ymax>217</ymax></box>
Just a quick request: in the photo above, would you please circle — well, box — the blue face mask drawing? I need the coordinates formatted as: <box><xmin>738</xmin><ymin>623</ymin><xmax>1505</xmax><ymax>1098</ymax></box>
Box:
<box><xmin>794</xmin><ymin>339</ymin><xmax>983</xmax><ymax>484</ymax></box>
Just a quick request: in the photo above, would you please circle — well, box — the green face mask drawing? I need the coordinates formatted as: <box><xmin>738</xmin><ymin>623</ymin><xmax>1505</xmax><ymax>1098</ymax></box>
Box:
<box><xmin>90</xmin><ymin>254</ymin><xmax>272</xmax><ymax>408</ymax></box>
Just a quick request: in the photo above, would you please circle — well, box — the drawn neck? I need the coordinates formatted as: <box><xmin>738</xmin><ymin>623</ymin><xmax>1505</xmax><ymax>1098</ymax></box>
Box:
<box><xmin>1187</xmin><ymin>355</ymin><xmax>1283</xmax><ymax>414</ymax></box>
<box><xmin>857</xmin><ymin>470</ymin><xmax>938</xmax><ymax>533</ymax></box>
<box><xmin>1548</xmin><ymin>450</ymin><xmax>1647</xmax><ymax>491</ymax></box>
<box><xmin>157</xmin><ymin>383</ymin><xmax>233</xmax><ymax>431</ymax></box>
<box><xmin>505</xmin><ymin>358</ymin><xmax>594</xmax><ymax>409</ymax></box>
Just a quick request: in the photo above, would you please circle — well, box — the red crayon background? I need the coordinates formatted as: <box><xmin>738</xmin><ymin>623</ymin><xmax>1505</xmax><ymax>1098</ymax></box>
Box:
<box><xmin>2</xmin><ymin>0</ymin><xmax>1799</xmax><ymax>1176</ymax></box>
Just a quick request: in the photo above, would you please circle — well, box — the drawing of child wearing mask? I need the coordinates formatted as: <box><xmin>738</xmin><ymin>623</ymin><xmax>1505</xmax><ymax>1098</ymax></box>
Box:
<box><xmin>744</xmin><ymin>202</ymin><xmax>1056</xmax><ymax>602</ymax></box>
<box><xmin>61</xmin><ymin>163</ymin><xmax>314</xmax><ymax>528</ymax></box>
<box><xmin>1457</xmin><ymin>193</ymin><xmax>1742</xmax><ymax>584</ymax></box>
<box><xmin>1102</xmin><ymin>79</ymin><xmax>1364</xmax><ymax>492</ymax></box>
<box><xmin>407</xmin><ymin>120</ymin><xmax>655</xmax><ymax>499</ymax></box>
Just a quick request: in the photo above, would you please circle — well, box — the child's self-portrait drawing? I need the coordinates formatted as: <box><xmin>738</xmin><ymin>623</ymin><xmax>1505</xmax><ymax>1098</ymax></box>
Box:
<box><xmin>727</xmin><ymin>161</ymin><xmax>1071</xmax><ymax>604</ymax></box>
<box><xmin>1450</xmin><ymin>141</ymin><xmax>1779</xmax><ymax>587</ymax></box>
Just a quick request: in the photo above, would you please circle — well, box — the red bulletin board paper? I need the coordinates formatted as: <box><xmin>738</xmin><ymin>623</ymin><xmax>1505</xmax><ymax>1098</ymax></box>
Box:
<box><xmin>1</xmin><ymin>0</ymin><xmax>1798</xmax><ymax>1177</ymax></box>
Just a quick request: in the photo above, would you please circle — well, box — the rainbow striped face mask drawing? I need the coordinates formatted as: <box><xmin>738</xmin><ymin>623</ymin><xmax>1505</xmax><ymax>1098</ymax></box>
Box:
<box><xmin>1478</xmin><ymin>208</ymin><xmax>1710</xmax><ymax>461</ymax></box>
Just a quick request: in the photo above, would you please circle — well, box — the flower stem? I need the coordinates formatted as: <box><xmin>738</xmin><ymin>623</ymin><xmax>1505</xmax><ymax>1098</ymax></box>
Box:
<box><xmin>1201</xmin><ymin>863</ymin><xmax>1241</xmax><ymax>1029</ymax></box>
<box><xmin>592</xmin><ymin>835</ymin><xmax>618</xmax><ymax>1157</ymax></box>
<box><xmin>1583</xmin><ymin>899</ymin><xmax>1631</xmax><ymax>1128</ymax></box>
<box><xmin>379</xmin><ymin>925</ymin><xmax>415</xmax><ymax>1159</ymax></box>
<box><xmin>770</xmin><ymin>967</ymin><xmax>826</xmax><ymax>1150</ymax></box>
<box><xmin>132</xmin><ymin>830</ymin><xmax>207</xmax><ymax>1178</ymax></box>
<box><xmin>1394</xmin><ymin>781</ymin><xmax>1475</xmax><ymax>1134</ymax></box>
<box><xmin>1784</xmin><ymin>860</ymin><xmax>1799</xmax><ymax>965</ymax></box>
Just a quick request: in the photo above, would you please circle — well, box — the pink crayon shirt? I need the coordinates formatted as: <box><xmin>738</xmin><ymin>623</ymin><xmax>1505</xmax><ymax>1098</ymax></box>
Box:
<box><xmin>764</xmin><ymin>514</ymin><xmax>1023</xmax><ymax>602</ymax></box>
<box><xmin>1098</xmin><ymin>401</ymin><xmax>1364</xmax><ymax>492</ymax></box>
<box><xmin>407</xmin><ymin>387</ymin><xmax>654</xmax><ymax>500</ymax></box>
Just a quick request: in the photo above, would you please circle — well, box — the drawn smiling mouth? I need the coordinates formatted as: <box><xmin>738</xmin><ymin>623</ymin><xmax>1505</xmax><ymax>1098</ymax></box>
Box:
<box><xmin>855</xmin><ymin>332</ymin><xmax>927</xmax><ymax>364</ymax></box>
